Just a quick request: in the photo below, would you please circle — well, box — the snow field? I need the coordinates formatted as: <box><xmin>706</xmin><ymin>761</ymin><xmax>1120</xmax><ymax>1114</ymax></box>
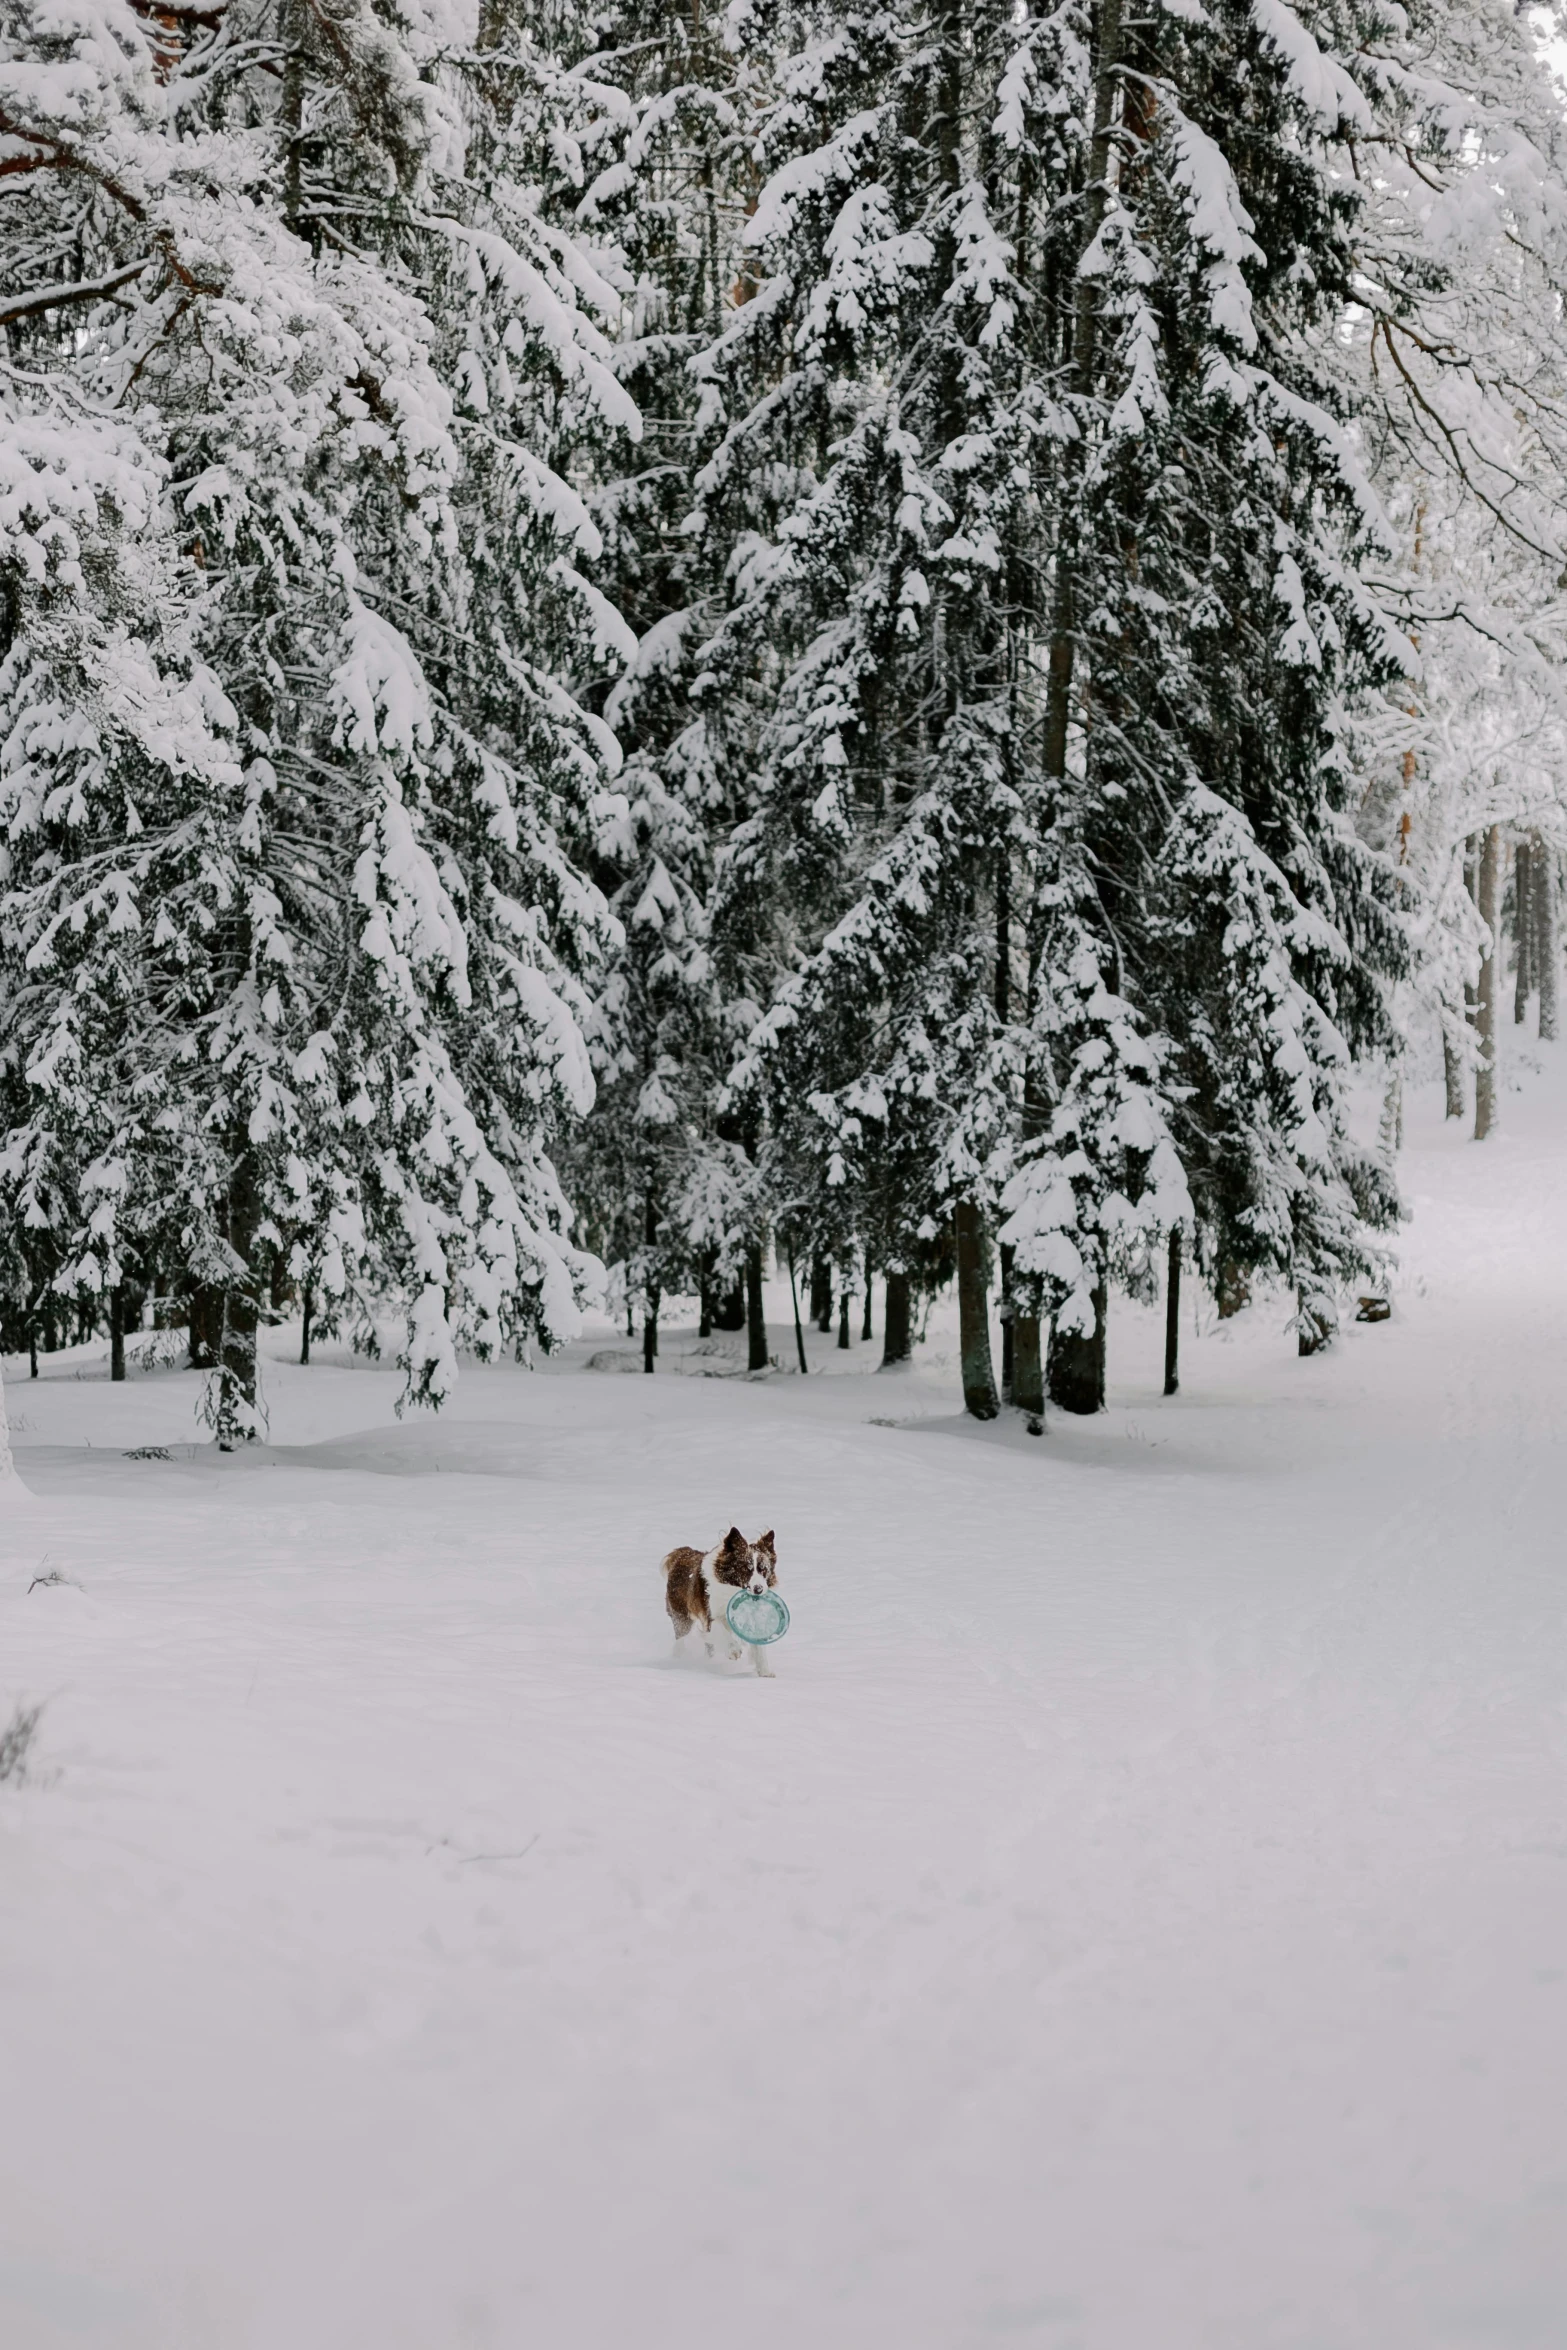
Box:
<box><xmin>2</xmin><ymin>1069</ymin><xmax>1567</xmax><ymax>2348</ymax></box>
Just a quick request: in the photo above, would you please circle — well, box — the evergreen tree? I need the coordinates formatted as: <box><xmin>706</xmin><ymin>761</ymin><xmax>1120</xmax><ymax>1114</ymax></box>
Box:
<box><xmin>0</xmin><ymin>0</ymin><xmax>638</xmax><ymax>1435</ymax></box>
<box><xmin>1339</xmin><ymin>0</ymin><xmax>1567</xmax><ymax>1122</ymax></box>
<box><xmin>691</xmin><ymin>0</ymin><xmax>1069</xmax><ymax>1413</ymax></box>
<box><xmin>7</xmin><ymin>0</ymin><xmax>1566</xmax><ymax>1436</ymax></box>
<box><xmin>1004</xmin><ymin>0</ymin><xmax>1411</xmax><ymax>1390</ymax></box>
<box><xmin>554</xmin><ymin>0</ymin><xmax>762</xmax><ymax>1358</ymax></box>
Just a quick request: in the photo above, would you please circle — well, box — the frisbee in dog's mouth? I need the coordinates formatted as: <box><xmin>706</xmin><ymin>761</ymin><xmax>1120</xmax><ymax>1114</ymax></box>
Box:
<box><xmin>726</xmin><ymin>1589</ymin><xmax>790</xmax><ymax>1646</ymax></box>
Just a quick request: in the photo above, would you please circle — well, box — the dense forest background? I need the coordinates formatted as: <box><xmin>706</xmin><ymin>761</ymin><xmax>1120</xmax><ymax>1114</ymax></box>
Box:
<box><xmin>5</xmin><ymin>0</ymin><xmax>1567</xmax><ymax>1434</ymax></box>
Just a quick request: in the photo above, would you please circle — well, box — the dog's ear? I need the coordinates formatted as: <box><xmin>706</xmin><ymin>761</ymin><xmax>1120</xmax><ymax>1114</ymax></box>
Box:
<box><xmin>721</xmin><ymin>1526</ymin><xmax>747</xmax><ymax>1556</ymax></box>
<box><xmin>756</xmin><ymin>1530</ymin><xmax>775</xmax><ymax>1554</ymax></box>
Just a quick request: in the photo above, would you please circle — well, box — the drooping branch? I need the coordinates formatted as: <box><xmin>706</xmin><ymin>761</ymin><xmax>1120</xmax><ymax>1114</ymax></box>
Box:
<box><xmin>0</xmin><ymin>258</ymin><xmax>153</xmax><ymax>329</ymax></box>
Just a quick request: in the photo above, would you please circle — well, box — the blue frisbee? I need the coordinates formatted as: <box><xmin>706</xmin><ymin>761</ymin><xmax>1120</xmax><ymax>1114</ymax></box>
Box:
<box><xmin>726</xmin><ymin>1589</ymin><xmax>790</xmax><ymax>1646</ymax></box>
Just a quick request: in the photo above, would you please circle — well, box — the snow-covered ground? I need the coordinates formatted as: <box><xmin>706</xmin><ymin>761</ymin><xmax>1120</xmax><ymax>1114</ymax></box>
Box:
<box><xmin>3</xmin><ymin>1064</ymin><xmax>1567</xmax><ymax>2350</ymax></box>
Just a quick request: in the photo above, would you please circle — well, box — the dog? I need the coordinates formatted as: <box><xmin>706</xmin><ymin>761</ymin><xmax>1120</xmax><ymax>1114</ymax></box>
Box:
<box><xmin>662</xmin><ymin>1528</ymin><xmax>780</xmax><ymax>1675</ymax></box>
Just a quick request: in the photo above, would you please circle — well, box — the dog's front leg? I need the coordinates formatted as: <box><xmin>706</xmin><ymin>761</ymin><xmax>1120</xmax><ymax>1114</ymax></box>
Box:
<box><xmin>750</xmin><ymin>1638</ymin><xmax>776</xmax><ymax>1679</ymax></box>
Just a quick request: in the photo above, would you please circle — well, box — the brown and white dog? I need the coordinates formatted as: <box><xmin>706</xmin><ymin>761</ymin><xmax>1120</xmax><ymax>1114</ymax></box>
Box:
<box><xmin>662</xmin><ymin>1528</ymin><xmax>780</xmax><ymax>1675</ymax></box>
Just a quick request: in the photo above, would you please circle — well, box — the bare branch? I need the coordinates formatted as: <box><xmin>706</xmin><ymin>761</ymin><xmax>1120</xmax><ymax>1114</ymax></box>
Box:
<box><xmin>0</xmin><ymin>257</ymin><xmax>153</xmax><ymax>329</ymax></box>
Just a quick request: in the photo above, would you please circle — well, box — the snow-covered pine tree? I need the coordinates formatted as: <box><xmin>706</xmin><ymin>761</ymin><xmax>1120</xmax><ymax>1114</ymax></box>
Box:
<box><xmin>0</xmin><ymin>1</ymin><xmax>249</xmax><ymax>1398</ymax></box>
<box><xmin>0</xmin><ymin>0</ymin><xmax>639</xmax><ymax>1436</ymax></box>
<box><xmin>1006</xmin><ymin>0</ymin><xmax>1411</xmax><ymax>1388</ymax></box>
<box><xmin>988</xmin><ymin>0</ymin><xmax>1191</xmax><ymax>1415</ymax></box>
<box><xmin>566</xmin><ymin>735</ymin><xmax>753</xmax><ymax>1365</ymax></box>
<box><xmin>552</xmin><ymin>0</ymin><xmax>763</xmax><ymax>1360</ymax></box>
<box><xmin>691</xmin><ymin>0</ymin><xmax>1072</xmax><ymax>1415</ymax></box>
<box><xmin>1336</xmin><ymin>0</ymin><xmax>1567</xmax><ymax>1122</ymax></box>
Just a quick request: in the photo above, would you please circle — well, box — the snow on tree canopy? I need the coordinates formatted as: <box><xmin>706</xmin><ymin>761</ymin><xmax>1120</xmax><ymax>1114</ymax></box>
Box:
<box><xmin>0</xmin><ymin>0</ymin><xmax>639</xmax><ymax>1432</ymax></box>
<box><xmin>4</xmin><ymin>0</ymin><xmax>1566</xmax><ymax>1420</ymax></box>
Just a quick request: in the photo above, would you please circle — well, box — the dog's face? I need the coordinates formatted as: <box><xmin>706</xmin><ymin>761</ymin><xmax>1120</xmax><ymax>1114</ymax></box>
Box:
<box><xmin>713</xmin><ymin>1527</ymin><xmax>777</xmax><ymax>1593</ymax></box>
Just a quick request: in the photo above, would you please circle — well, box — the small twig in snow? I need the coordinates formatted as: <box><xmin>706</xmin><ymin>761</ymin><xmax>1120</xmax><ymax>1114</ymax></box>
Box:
<box><xmin>0</xmin><ymin>1701</ymin><xmax>44</xmax><ymax>1785</ymax></box>
<box><xmin>457</xmin><ymin>1835</ymin><xmax>540</xmax><ymax>1866</ymax></box>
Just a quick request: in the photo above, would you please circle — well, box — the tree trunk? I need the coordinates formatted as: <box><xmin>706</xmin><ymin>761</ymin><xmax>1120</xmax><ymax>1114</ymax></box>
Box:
<box><xmin>787</xmin><ymin>1251</ymin><xmax>809</xmax><ymax>1374</ymax></box>
<box><xmin>1217</xmin><ymin>1261</ymin><xmax>1250</xmax><ymax>1320</ymax></box>
<box><xmin>1039</xmin><ymin>0</ymin><xmax>1125</xmax><ymax>790</ymax></box>
<box><xmin>29</xmin><ymin>1324</ymin><xmax>37</xmax><ymax>1379</ymax></box>
<box><xmin>713</xmin><ymin>1278</ymin><xmax>745</xmax><ymax>1333</ymax></box>
<box><xmin>999</xmin><ymin>1241</ymin><xmax>1015</xmax><ymax>1399</ymax></box>
<box><xmin>1379</xmin><ymin>1071</ymin><xmax>1403</xmax><ymax>1158</ymax></box>
<box><xmin>1538</xmin><ymin>842</ymin><xmax>1559</xmax><ymax>1042</ymax></box>
<box><xmin>300</xmin><ymin>1280</ymin><xmax>313</xmax><ymax>1366</ymax></box>
<box><xmin>1013</xmin><ymin>1312</ymin><xmax>1044</xmax><ymax>1417</ymax></box>
<box><xmin>698</xmin><ymin>1251</ymin><xmax>714</xmax><ymax>1339</ymax></box>
<box><xmin>954</xmin><ymin>1201</ymin><xmax>999</xmax><ymax>1420</ymax></box>
<box><xmin>110</xmin><ymin>1288</ymin><xmax>125</xmax><ymax>1383</ymax></box>
<box><xmin>641</xmin><ymin>1192</ymin><xmax>659</xmax><ymax>1371</ymax></box>
<box><xmin>215</xmin><ymin>1150</ymin><xmax>262</xmax><ymax>1447</ymax></box>
<box><xmin>861</xmin><ymin>1253</ymin><xmax>873</xmax><ymax>1342</ymax></box>
<box><xmin>189</xmin><ymin>1283</ymin><xmax>221</xmax><ymax>1370</ymax></box>
<box><xmin>1475</xmin><ymin>822</ymin><xmax>1502</xmax><ymax>1140</ymax></box>
<box><xmin>1297</xmin><ymin>1287</ymin><xmax>1332</xmax><ymax>1357</ymax></box>
<box><xmin>282</xmin><ymin>0</ymin><xmax>305</xmax><ymax>229</ymax></box>
<box><xmin>810</xmin><ymin>1256</ymin><xmax>832</xmax><ymax>1331</ymax></box>
<box><xmin>1163</xmin><ymin>1231</ymin><xmax>1181</xmax><ymax>1397</ymax></box>
<box><xmin>837</xmin><ymin>1288</ymin><xmax>850</xmax><ymax>1350</ymax></box>
<box><xmin>745</xmin><ymin>1246</ymin><xmax>768</xmax><ymax>1373</ymax></box>
<box><xmin>1514</xmin><ymin>838</ymin><xmax>1532</xmax><ymax>1023</ymax></box>
<box><xmin>1442</xmin><ymin>1016</ymin><xmax>1465</xmax><ymax>1120</ymax></box>
<box><xmin>1048</xmin><ymin>1286</ymin><xmax>1106</xmax><ymax>1415</ymax></box>
<box><xmin>881</xmin><ymin>1271</ymin><xmax>912</xmax><ymax>1368</ymax></box>
<box><xmin>1463</xmin><ymin>843</ymin><xmax>1479</xmax><ymax>1078</ymax></box>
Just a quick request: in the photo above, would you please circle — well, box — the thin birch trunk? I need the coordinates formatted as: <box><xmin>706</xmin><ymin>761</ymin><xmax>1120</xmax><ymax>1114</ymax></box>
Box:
<box><xmin>1475</xmin><ymin>823</ymin><xmax>1502</xmax><ymax>1140</ymax></box>
<box><xmin>1442</xmin><ymin>1015</ymin><xmax>1465</xmax><ymax>1120</ymax></box>
<box><xmin>1539</xmin><ymin>842</ymin><xmax>1559</xmax><ymax>1042</ymax></box>
<box><xmin>1379</xmin><ymin>1072</ymin><xmax>1403</xmax><ymax>1158</ymax></box>
<box><xmin>999</xmin><ymin>1242</ymin><xmax>1015</xmax><ymax>1400</ymax></box>
<box><xmin>1514</xmin><ymin>838</ymin><xmax>1532</xmax><ymax>1023</ymax></box>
